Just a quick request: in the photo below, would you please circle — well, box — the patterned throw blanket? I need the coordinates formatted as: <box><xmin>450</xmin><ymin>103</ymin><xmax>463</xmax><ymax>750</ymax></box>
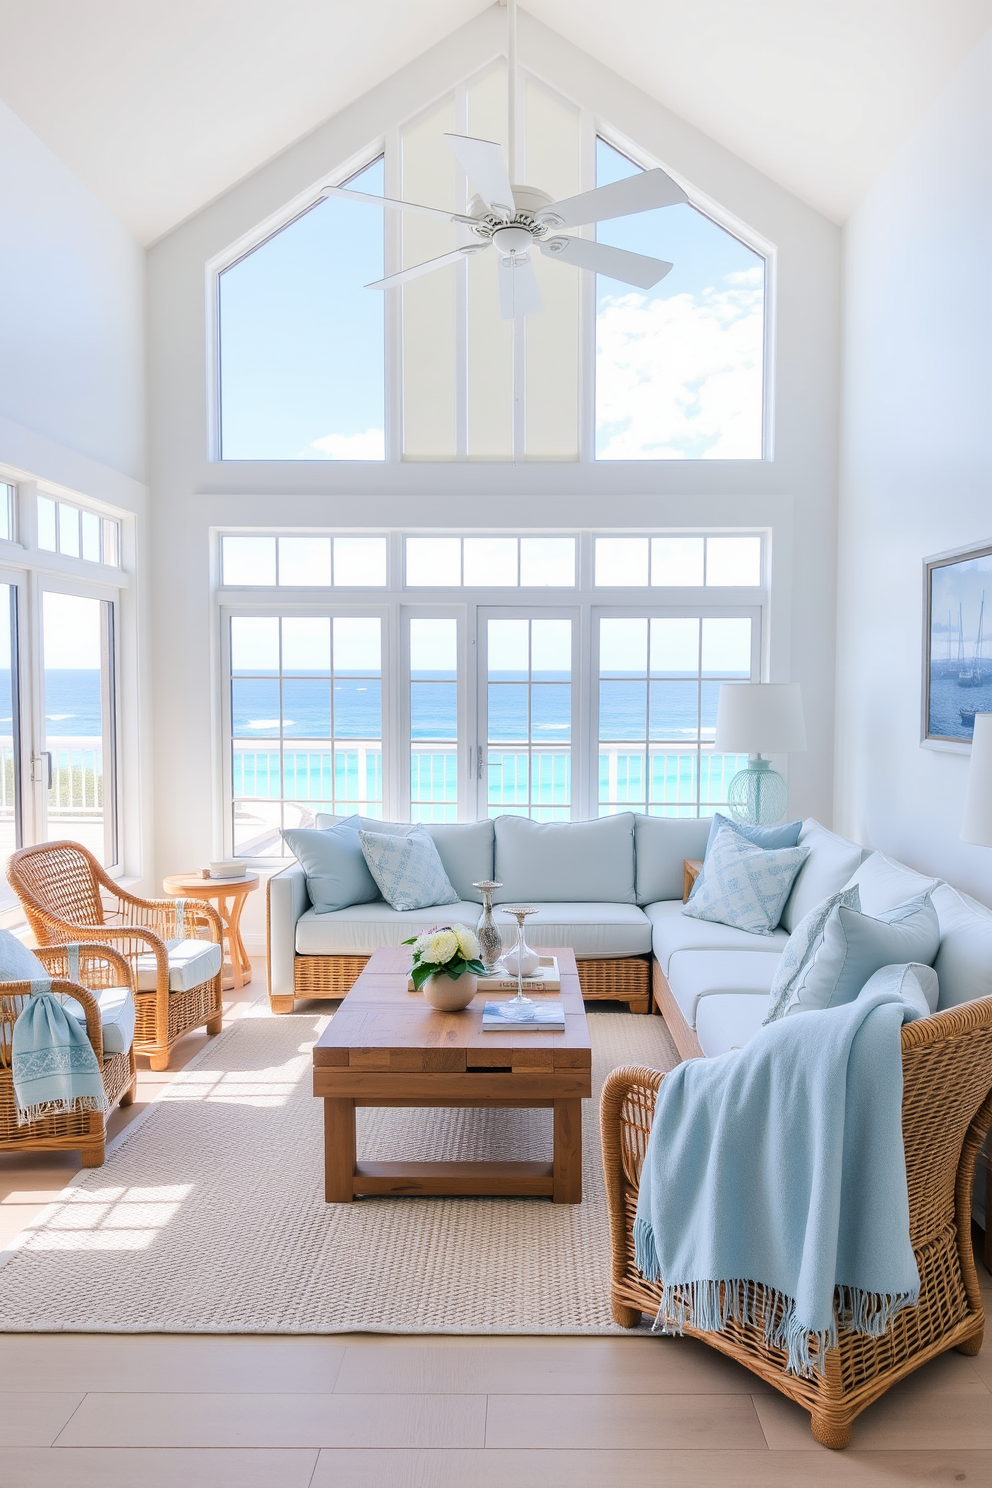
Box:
<box><xmin>633</xmin><ymin>985</ymin><xmax>921</xmax><ymax>1377</ymax></box>
<box><xmin>11</xmin><ymin>977</ymin><xmax>108</xmax><ymax>1126</ymax></box>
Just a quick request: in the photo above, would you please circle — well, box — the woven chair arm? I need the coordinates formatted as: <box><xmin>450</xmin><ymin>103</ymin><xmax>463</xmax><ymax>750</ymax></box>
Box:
<box><xmin>34</xmin><ymin>942</ymin><xmax>135</xmax><ymax>993</ymax></box>
<box><xmin>0</xmin><ymin>978</ymin><xmax>103</xmax><ymax>1064</ymax></box>
<box><xmin>601</xmin><ymin>1064</ymin><xmax>667</xmax><ymax>1291</ymax></box>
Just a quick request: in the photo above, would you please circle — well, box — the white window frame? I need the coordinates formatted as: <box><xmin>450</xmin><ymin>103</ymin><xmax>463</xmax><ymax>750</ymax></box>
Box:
<box><xmin>216</xmin><ymin>527</ymin><xmax>770</xmax><ymax>859</ymax></box>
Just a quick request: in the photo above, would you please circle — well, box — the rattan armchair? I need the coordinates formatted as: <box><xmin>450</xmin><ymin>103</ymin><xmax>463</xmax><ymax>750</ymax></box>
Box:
<box><xmin>0</xmin><ymin>942</ymin><xmax>137</xmax><ymax>1166</ymax></box>
<box><xmin>6</xmin><ymin>840</ymin><xmax>223</xmax><ymax>1072</ymax></box>
<box><xmin>601</xmin><ymin>999</ymin><xmax>992</xmax><ymax>1449</ymax></box>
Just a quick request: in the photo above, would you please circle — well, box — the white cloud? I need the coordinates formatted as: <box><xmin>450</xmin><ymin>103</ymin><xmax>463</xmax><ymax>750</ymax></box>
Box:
<box><xmin>299</xmin><ymin>428</ymin><xmax>385</xmax><ymax>460</ymax></box>
<box><xmin>596</xmin><ymin>282</ymin><xmax>764</xmax><ymax>460</ymax></box>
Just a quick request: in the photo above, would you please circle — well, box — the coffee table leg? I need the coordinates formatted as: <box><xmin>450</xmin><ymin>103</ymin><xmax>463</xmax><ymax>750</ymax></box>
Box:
<box><xmin>553</xmin><ymin>1099</ymin><xmax>582</xmax><ymax>1204</ymax></box>
<box><xmin>324</xmin><ymin>1098</ymin><xmax>356</xmax><ymax>1203</ymax></box>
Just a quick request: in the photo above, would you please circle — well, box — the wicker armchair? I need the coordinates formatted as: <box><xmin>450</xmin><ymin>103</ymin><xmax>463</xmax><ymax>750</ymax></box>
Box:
<box><xmin>0</xmin><ymin>943</ymin><xmax>137</xmax><ymax>1166</ymax></box>
<box><xmin>6</xmin><ymin>841</ymin><xmax>223</xmax><ymax>1072</ymax></box>
<box><xmin>601</xmin><ymin>999</ymin><xmax>992</xmax><ymax>1449</ymax></box>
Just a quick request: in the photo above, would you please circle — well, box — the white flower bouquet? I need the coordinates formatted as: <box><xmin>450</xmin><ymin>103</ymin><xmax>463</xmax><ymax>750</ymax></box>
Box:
<box><xmin>402</xmin><ymin>923</ymin><xmax>485</xmax><ymax>990</ymax></box>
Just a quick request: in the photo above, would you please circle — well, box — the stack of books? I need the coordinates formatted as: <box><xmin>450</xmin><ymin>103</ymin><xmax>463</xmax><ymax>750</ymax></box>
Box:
<box><xmin>481</xmin><ymin>1000</ymin><xmax>566</xmax><ymax>1031</ymax></box>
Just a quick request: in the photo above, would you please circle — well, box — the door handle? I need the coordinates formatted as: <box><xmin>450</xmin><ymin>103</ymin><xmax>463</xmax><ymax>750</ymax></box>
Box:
<box><xmin>31</xmin><ymin>751</ymin><xmax>52</xmax><ymax>790</ymax></box>
<box><xmin>477</xmin><ymin>745</ymin><xmax>485</xmax><ymax>780</ymax></box>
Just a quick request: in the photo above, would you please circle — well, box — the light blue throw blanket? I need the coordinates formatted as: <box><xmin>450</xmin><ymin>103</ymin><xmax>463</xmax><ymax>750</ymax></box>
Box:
<box><xmin>633</xmin><ymin>985</ymin><xmax>920</xmax><ymax>1377</ymax></box>
<box><xmin>11</xmin><ymin>977</ymin><xmax>108</xmax><ymax>1127</ymax></box>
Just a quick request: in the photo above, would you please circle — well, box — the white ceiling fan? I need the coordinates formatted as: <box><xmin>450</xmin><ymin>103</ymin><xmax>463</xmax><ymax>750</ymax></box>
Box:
<box><xmin>320</xmin><ymin>0</ymin><xmax>687</xmax><ymax>319</ymax></box>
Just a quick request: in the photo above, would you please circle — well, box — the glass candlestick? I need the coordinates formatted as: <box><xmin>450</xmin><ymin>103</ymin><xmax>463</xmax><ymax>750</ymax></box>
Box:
<box><xmin>501</xmin><ymin>905</ymin><xmax>540</xmax><ymax>1005</ymax></box>
<box><xmin>472</xmin><ymin>881</ymin><xmax>504</xmax><ymax>974</ymax></box>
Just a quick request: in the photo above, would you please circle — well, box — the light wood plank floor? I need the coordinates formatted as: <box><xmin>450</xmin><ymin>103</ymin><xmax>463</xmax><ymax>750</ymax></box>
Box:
<box><xmin>1</xmin><ymin>965</ymin><xmax>990</xmax><ymax>1486</ymax></box>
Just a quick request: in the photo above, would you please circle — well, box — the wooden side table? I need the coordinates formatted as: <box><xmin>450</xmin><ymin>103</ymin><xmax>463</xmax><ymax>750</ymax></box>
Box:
<box><xmin>162</xmin><ymin>872</ymin><xmax>259</xmax><ymax>990</ymax></box>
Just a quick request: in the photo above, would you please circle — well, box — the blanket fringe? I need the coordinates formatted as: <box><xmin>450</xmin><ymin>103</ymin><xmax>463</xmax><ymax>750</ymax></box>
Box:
<box><xmin>16</xmin><ymin>1094</ymin><xmax>108</xmax><ymax>1128</ymax></box>
<box><xmin>633</xmin><ymin>1218</ymin><xmax>919</xmax><ymax>1379</ymax></box>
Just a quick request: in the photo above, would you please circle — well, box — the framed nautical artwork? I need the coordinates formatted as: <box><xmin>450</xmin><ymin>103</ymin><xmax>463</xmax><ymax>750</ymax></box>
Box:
<box><xmin>923</xmin><ymin>540</ymin><xmax>992</xmax><ymax>748</ymax></box>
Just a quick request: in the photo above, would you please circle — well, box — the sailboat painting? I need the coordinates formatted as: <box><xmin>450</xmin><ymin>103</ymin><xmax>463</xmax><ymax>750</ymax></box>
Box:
<box><xmin>925</xmin><ymin>542</ymin><xmax>992</xmax><ymax>744</ymax></box>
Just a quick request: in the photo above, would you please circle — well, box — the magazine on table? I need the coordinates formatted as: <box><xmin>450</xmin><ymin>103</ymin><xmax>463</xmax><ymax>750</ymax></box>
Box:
<box><xmin>481</xmin><ymin>1000</ymin><xmax>566</xmax><ymax>1031</ymax></box>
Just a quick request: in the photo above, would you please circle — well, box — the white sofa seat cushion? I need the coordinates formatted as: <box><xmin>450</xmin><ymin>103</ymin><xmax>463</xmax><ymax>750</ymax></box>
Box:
<box><xmin>64</xmin><ymin>986</ymin><xmax>136</xmax><ymax>1056</ymax></box>
<box><xmin>695</xmin><ymin>994</ymin><xmax>769</xmax><ymax>1058</ymax></box>
<box><xmin>665</xmin><ymin>948</ymin><xmax>785</xmax><ymax>1028</ymax></box>
<box><xmin>646</xmin><ymin>899</ymin><xmax>789</xmax><ymax>977</ymax></box>
<box><xmin>135</xmin><ymin>938</ymin><xmax>222</xmax><ymax>992</ymax></box>
<box><xmin>297</xmin><ymin>900</ymin><xmax>488</xmax><ymax>956</ymax></box>
<box><xmin>295</xmin><ymin>900</ymin><xmax>651</xmax><ymax>959</ymax></box>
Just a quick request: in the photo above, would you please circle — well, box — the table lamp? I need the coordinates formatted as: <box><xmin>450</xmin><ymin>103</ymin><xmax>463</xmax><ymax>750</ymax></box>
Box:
<box><xmin>961</xmin><ymin>713</ymin><xmax>992</xmax><ymax>848</ymax></box>
<box><xmin>714</xmin><ymin>683</ymin><xmax>807</xmax><ymax>826</ymax></box>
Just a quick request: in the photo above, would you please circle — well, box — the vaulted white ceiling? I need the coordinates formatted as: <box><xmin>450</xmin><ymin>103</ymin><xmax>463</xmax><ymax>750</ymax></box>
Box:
<box><xmin>0</xmin><ymin>0</ymin><xmax>988</xmax><ymax>244</ymax></box>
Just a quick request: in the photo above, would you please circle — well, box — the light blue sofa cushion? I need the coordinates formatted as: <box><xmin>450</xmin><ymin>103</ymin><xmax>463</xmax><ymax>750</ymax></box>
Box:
<box><xmin>633</xmin><ymin>816</ymin><xmax>710</xmax><ymax>906</ymax></box>
<box><xmin>283</xmin><ymin>820</ymin><xmax>380</xmax><ymax>914</ymax></box>
<box><xmin>931</xmin><ymin>883</ymin><xmax>992</xmax><ymax>1008</ymax></box>
<box><xmin>493</xmin><ymin>813</ymin><xmax>637</xmax><ymax>904</ymax></box>
<box><xmin>773</xmin><ymin>893</ymin><xmax>941</xmax><ymax>1018</ymax></box>
<box><xmin>0</xmin><ymin>928</ymin><xmax>47</xmax><ymax>982</ymax></box>
<box><xmin>765</xmin><ymin>885</ymin><xmax>862</xmax><ymax>1023</ymax></box>
<box><xmin>858</xmin><ymin>963</ymin><xmax>939</xmax><ymax>1022</ymax></box>
<box><xmin>682</xmin><ymin>826</ymin><xmax>808</xmax><ymax>935</ymax></box>
<box><xmin>646</xmin><ymin>899</ymin><xmax>790</xmax><ymax>977</ymax></box>
<box><xmin>703</xmin><ymin>812</ymin><xmax>802</xmax><ymax>859</ymax></box>
<box><xmin>65</xmin><ymin>985</ymin><xmax>136</xmax><ymax>1056</ymax></box>
<box><xmin>315</xmin><ymin>815</ymin><xmax>494</xmax><ymax>903</ymax></box>
<box><xmin>359</xmin><ymin>829</ymin><xmax>459</xmax><ymax>912</ymax></box>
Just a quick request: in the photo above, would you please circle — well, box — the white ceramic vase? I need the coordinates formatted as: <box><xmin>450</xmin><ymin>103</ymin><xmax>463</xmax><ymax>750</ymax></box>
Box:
<box><xmin>422</xmin><ymin>971</ymin><xmax>478</xmax><ymax>1012</ymax></box>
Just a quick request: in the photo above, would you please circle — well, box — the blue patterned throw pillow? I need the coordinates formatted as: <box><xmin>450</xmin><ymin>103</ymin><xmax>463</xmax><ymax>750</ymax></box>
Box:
<box><xmin>358</xmin><ymin>829</ymin><xmax>459</xmax><ymax>913</ymax></box>
<box><xmin>682</xmin><ymin>825</ymin><xmax>809</xmax><ymax>936</ymax></box>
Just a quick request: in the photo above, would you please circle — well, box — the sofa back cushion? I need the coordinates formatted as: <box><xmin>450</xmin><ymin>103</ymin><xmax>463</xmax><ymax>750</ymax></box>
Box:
<box><xmin>634</xmin><ymin>816</ymin><xmax>710</xmax><ymax>905</ymax></box>
<box><xmin>843</xmin><ymin>851</ymin><xmax>941</xmax><ymax>916</ymax></box>
<box><xmin>780</xmin><ymin>820</ymin><xmax>866</xmax><ymax>932</ymax></box>
<box><xmin>932</xmin><ymin>883</ymin><xmax>992</xmax><ymax>1008</ymax></box>
<box><xmin>315</xmin><ymin>815</ymin><xmax>494</xmax><ymax>903</ymax></box>
<box><xmin>493</xmin><ymin>813</ymin><xmax>637</xmax><ymax>904</ymax></box>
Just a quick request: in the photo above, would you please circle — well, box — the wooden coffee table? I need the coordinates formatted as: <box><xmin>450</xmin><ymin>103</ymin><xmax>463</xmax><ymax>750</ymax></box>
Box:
<box><xmin>312</xmin><ymin>946</ymin><xmax>592</xmax><ymax>1205</ymax></box>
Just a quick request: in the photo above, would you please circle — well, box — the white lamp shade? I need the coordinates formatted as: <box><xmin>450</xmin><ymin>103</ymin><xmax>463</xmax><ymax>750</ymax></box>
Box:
<box><xmin>962</xmin><ymin>713</ymin><xmax>992</xmax><ymax>847</ymax></box>
<box><xmin>714</xmin><ymin>683</ymin><xmax>807</xmax><ymax>754</ymax></box>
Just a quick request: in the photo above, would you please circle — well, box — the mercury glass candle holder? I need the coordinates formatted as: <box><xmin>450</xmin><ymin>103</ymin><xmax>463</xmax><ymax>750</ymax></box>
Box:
<box><xmin>472</xmin><ymin>881</ymin><xmax>504</xmax><ymax>974</ymax></box>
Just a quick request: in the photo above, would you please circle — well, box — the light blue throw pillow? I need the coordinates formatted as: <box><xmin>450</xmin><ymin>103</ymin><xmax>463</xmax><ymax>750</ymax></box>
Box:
<box><xmin>703</xmin><ymin>812</ymin><xmax>803</xmax><ymax>860</ymax></box>
<box><xmin>765</xmin><ymin>885</ymin><xmax>862</xmax><ymax>1023</ymax></box>
<box><xmin>858</xmin><ymin>963</ymin><xmax>939</xmax><ymax>1023</ymax></box>
<box><xmin>282</xmin><ymin>819</ymin><xmax>381</xmax><ymax>914</ymax></box>
<box><xmin>359</xmin><ymin>829</ymin><xmax>459</xmax><ymax>913</ymax></box>
<box><xmin>774</xmin><ymin>893</ymin><xmax>940</xmax><ymax>1018</ymax></box>
<box><xmin>0</xmin><ymin>928</ymin><xmax>47</xmax><ymax>982</ymax></box>
<box><xmin>682</xmin><ymin>826</ymin><xmax>809</xmax><ymax>936</ymax></box>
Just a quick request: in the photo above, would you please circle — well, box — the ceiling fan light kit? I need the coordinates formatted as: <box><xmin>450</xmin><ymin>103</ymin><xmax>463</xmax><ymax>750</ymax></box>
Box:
<box><xmin>321</xmin><ymin>0</ymin><xmax>687</xmax><ymax>319</ymax></box>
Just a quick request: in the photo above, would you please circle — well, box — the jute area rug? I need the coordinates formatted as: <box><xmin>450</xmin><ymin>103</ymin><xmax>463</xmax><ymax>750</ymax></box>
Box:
<box><xmin>0</xmin><ymin>1003</ymin><xmax>676</xmax><ymax>1334</ymax></box>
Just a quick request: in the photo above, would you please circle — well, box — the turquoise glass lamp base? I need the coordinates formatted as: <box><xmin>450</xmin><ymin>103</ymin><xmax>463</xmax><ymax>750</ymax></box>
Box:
<box><xmin>726</xmin><ymin>756</ymin><xmax>789</xmax><ymax>826</ymax></box>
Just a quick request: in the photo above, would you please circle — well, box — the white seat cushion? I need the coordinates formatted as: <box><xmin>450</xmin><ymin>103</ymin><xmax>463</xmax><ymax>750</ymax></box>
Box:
<box><xmin>665</xmin><ymin>948</ymin><xmax>784</xmax><ymax>1027</ymax></box>
<box><xmin>135</xmin><ymin>938</ymin><xmax>222</xmax><ymax>992</ymax></box>
<box><xmin>64</xmin><ymin>985</ymin><xmax>136</xmax><ymax>1056</ymax></box>
<box><xmin>695</xmin><ymin>994</ymin><xmax>769</xmax><ymax>1058</ymax></box>
<box><xmin>295</xmin><ymin>899</ymin><xmax>651</xmax><ymax>959</ymax></box>
<box><xmin>646</xmin><ymin>898</ymin><xmax>789</xmax><ymax>977</ymax></box>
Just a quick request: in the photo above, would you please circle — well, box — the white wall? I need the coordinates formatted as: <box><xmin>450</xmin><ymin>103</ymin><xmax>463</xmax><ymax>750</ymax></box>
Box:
<box><xmin>0</xmin><ymin>98</ymin><xmax>152</xmax><ymax>887</ymax></box>
<box><xmin>0</xmin><ymin>98</ymin><xmax>145</xmax><ymax>485</ymax></box>
<box><xmin>147</xmin><ymin>8</ymin><xmax>841</xmax><ymax>946</ymax></box>
<box><xmin>836</xmin><ymin>28</ymin><xmax>992</xmax><ymax>904</ymax></box>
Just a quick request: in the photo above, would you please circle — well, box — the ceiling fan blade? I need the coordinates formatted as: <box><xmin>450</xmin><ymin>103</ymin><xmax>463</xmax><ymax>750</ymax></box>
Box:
<box><xmin>497</xmin><ymin>253</ymin><xmax>543</xmax><ymax>319</ymax></box>
<box><xmin>322</xmin><ymin>185</ymin><xmax>478</xmax><ymax>227</ymax></box>
<box><xmin>536</xmin><ymin>168</ymin><xmax>688</xmax><ymax>229</ymax></box>
<box><xmin>540</xmin><ymin>236</ymin><xmax>672</xmax><ymax>290</ymax></box>
<box><xmin>444</xmin><ymin>134</ymin><xmax>514</xmax><ymax>214</ymax></box>
<box><xmin>366</xmin><ymin>245</ymin><xmax>486</xmax><ymax>291</ymax></box>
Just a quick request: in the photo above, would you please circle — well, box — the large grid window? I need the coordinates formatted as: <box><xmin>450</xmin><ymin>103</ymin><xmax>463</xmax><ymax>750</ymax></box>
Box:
<box><xmin>598</xmin><ymin>616</ymin><xmax>752</xmax><ymax>817</ymax></box>
<box><xmin>229</xmin><ymin>615</ymin><xmax>383</xmax><ymax>854</ymax></box>
<box><xmin>220</xmin><ymin>528</ymin><xmax>769</xmax><ymax>852</ymax></box>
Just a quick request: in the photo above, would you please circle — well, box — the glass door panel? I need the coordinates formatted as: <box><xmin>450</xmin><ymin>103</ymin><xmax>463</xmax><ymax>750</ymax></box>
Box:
<box><xmin>409</xmin><ymin>618</ymin><xmax>458</xmax><ymax>822</ymax></box>
<box><xmin>0</xmin><ymin>585</ymin><xmax>20</xmax><ymax>905</ymax></box>
<box><xmin>42</xmin><ymin>591</ymin><xmax>117</xmax><ymax>865</ymax></box>
<box><xmin>483</xmin><ymin>613</ymin><xmax>573</xmax><ymax>820</ymax></box>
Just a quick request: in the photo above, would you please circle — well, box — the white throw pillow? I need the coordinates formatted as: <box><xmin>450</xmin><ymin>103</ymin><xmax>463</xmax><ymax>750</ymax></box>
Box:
<box><xmin>359</xmin><ymin>829</ymin><xmax>459</xmax><ymax>913</ymax></box>
<box><xmin>682</xmin><ymin>823</ymin><xmax>809</xmax><ymax>936</ymax></box>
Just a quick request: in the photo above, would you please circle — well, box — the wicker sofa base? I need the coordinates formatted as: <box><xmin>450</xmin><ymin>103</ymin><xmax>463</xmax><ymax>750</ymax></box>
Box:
<box><xmin>271</xmin><ymin>952</ymin><xmax>651</xmax><ymax>1014</ymax></box>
